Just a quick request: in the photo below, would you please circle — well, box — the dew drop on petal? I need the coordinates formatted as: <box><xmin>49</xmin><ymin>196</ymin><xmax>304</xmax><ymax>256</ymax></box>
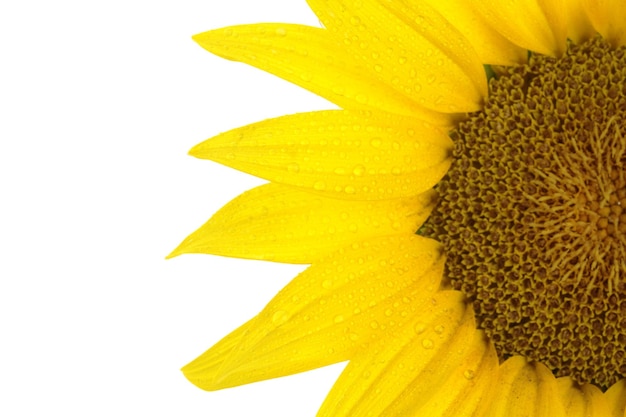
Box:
<box><xmin>356</xmin><ymin>93</ymin><xmax>368</xmax><ymax>104</ymax></box>
<box><xmin>313</xmin><ymin>181</ymin><xmax>326</xmax><ymax>191</ymax></box>
<box><xmin>422</xmin><ymin>338</ymin><xmax>434</xmax><ymax>349</ymax></box>
<box><xmin>464</xmin><ymin>369</ymin><xmax>475</xmax><ymax>380</ymax></box>
<box><xmin>353</xmin><ymin>164</ymin><xmax>365</xmax><ymax>176</ymax></box>
<box><xmin>414</xmin><ymin>322</ymin><xmax>426</xmax><ymax>334</ymax></box>
<box><xmin>434</xmin><ymin>325</ymin><xmax>445</xmax><ymax>334</ymax></box>
<box><xmin>271</xmin><ymin>310</ymin><xmax>289</xmax><ymax>325</ymax></box>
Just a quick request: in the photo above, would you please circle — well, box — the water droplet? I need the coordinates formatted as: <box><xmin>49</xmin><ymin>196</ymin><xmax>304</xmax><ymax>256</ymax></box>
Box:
<box><xmin>370</xmin><ymin>320</ymin><xmax>379</xmax><ymax>329</ymax></box>
<box><xmin>332</xmin><ymin>85</ymin><xmax>346</xmax><ymax>95</ymax></box>
<box><xmin>353</xmin><ymin>165</ymin><xmax>365</xmax><ymax>176</ymax></box>
<box><xmin>334</xmin><ymin>315</ymin><xmax>344</xmax><ymax>323</ymax></box>
<box><xmin>422</xmin><ymin>338</ymin><xmax>434</xmax><ymax>349</ymax></box>
<box><xmin>272</xmin><ymin>310</ymin><xmax>290</xmax><ymax>325</ymax></box>
<box><xmin>374</xmin><ymin>64</ymin><xmax>382</xmax><ymax>72</ymax></box>
<box><xmin>385</xmin><ymin>308</ymin><xmax>393</xmax><ymax>317</ymax></box>
<box><xmin>370</xmin><ymin>138</ymin><xmax>382</xmax><ymax>148</ymax></box>
<box><xmin>464</xmin><ymin>369</ymin><xmax>475</xmax><ymax>380</ymax></box>
<box><xmin>349</xmin><ymin>332</ymin><xmax>359</xmax><ymax>341</ymax></box>
<box><xmin>345</xmin><ymin>185</ymin><xmax>356</xmax><ymax>194</ymax></box>
<box><xmin>414</xmin><ymin>323</ymin><xmax>426</xmax><ymax>334</ymax></box>
<box><xmin>314</xmin><ymin>181</ymin><xmax>326</xmax><ymax>190</ymax></box>
<box><xmin>434</xmin><ymin>325</ymin><xmax>445</xmax><ymax>334</ymax></box>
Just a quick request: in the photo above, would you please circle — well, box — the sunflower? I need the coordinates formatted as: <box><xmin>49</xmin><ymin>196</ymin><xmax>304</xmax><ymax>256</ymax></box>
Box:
<box><xmin>170</xmin><ymin>0</ymin><xmax>626</xmax><ymax>415</ymax></box>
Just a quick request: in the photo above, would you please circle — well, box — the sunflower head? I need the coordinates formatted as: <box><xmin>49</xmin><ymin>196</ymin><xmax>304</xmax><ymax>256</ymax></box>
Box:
<box><xmin>421</xmin><ymin>34</ymin><xmax>626</xmax><ymax>389</ymax></box>
<box><xmin>173</xmin><ymin>1</ymin><xmax>626</xmax><ymax>415</ymax></box>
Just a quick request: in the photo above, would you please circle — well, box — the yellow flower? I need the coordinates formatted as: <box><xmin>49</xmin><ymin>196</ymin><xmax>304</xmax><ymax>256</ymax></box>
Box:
<box><xmin>170</xmin><ymin>0</ymin><xmax>626</xmax><ymax>415</ymax></box>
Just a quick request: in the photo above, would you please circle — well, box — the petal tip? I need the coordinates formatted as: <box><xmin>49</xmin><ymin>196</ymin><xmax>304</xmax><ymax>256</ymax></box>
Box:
<box><xmin>166</xmin><ymin>241</ymin><xmax>188</xmax><ymax>259</ymax></box>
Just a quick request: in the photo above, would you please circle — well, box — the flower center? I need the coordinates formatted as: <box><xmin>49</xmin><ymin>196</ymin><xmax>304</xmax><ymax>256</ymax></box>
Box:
<box><xmin>421</xmin><ymin>36</ymin><xmax>626</xmax><ymax>389</ymax></box>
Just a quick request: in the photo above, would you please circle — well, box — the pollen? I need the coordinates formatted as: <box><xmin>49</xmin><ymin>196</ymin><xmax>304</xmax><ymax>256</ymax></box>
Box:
<box><xmin>421</xmin><ymin>37</ymin><xmax>626</xmax><ymax>388</ymax></box>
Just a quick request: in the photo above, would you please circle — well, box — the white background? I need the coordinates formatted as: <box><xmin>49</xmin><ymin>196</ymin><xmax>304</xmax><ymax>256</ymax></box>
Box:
<box><xmin>1</xmin><ymin>1</ymin><xmax>346</xmax><ymax>415</ymax></box>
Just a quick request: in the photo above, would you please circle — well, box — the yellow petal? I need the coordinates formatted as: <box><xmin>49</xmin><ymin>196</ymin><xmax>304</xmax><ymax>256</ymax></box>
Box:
<box><xmin>537</xmin><ymin>0</ymin><xmax>568</xmax><ymax>55</ymax></box>
<box><xmin>319</xmin><ymin>291</ymin><xmax>498</xmax><ymax>417</ymax></box>
<box><xmin>306</xmin><ymin>0</ymin><xmax>487</xmax><ymax>113</ymax></box>
<box><xmin>181</xmin><ymin>318</ymin><xmax>255</xmax><ymax>387</ymax></box>
<box><xmin>485</xmin><ymin>356</ymin><xmax>566</xmax><ymax>417</ymax></box>
<box><xmin>582</xmin><ymin>0</ymin><xmax>626</xmax><ymax>46</ymax></box>
<box><xmin>469</xmin><ymin>0</ymin><xmax>559</xmax><ymax>56</ymax></box>
<box><xmin>168</xmin><ymin>183</ymin><xmax>437</xmax><ymax>263</ymax></box>
<box><xmin>606</xmin><ymin>379</ymin><xmax>626</xmax><ymax>417</ymax></box>
<box><xmin>380</xmin><ymin>312</ymin><xmax>499</xmax><ymax>417</ymax></box>
<box><xmin>193</xmin><ymin>23</ymin><xmax>452</xmax><ymax>122</ymax></box>
<box><xmin>564</xmin><ymin>0</ymin><xmax>596</xmax><ymax>44</ymax></box>
<box><xmin>182</xmin><ymin>235</ymin><xmax>444</xmax><ymax>390</ymax></box>
<box><xmin>190</xmin><ymin>110</ymin><xmax>453</xmax><ymax>200</ymax></box>
<box><xmin>423</xmin><ymin>0</ymin><xmax>528</xmax><ymax>65</ymax></box>
<box><xmin>557</xmin><ymin>377</ymin><xmax>611</xmax><ymax>417</ymax></box>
